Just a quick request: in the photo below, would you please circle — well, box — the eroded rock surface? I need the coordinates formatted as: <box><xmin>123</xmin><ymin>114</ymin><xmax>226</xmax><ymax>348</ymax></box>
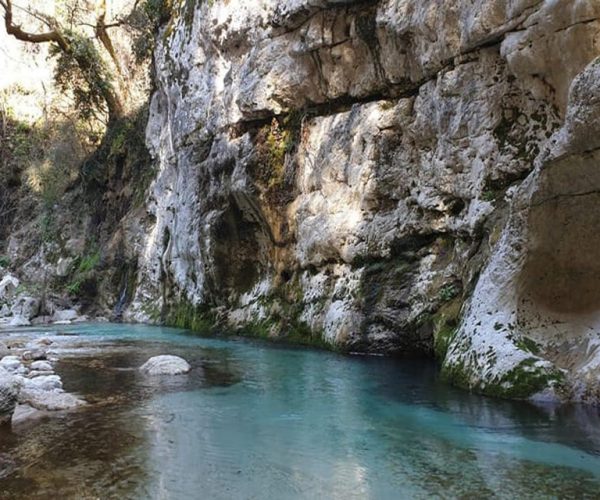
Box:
<box><xmin>443</xmin><ymin>58</ymin><xmax>600</xmax><ymax>403</ymax></box>
<box><xmin>108</xmin><ymin>0</ymin><xmax>600</xmax><ymax>401</ymax></box>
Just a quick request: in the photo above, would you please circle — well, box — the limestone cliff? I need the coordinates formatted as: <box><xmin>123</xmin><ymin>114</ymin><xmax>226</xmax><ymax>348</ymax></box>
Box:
<box><xmin>2</xmin><ymin>0</ymin><xmax>600</xmax><ymax>403</ymax></box>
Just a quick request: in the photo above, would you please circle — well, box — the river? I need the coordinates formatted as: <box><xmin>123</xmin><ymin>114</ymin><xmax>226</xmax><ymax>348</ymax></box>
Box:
<box><xmin>0</xmin><ymin>323</ymin><xmax>599</xmax><ymax>498</ymax></box>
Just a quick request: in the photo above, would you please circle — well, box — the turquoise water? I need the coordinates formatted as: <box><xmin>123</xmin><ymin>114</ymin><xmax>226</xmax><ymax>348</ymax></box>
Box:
<box><xmin>1</xmin><ymin>323</ymin><xmax>600</xmax><ymax>498</ymax></box>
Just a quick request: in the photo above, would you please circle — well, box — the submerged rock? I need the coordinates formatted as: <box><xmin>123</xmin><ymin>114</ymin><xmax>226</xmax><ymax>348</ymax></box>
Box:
<box><xmin>139</xmin><ymin>355</ymin><xmax>191</xmax><ymax>376</ymax></box>
<box><xmin>18</xmin><ymin>387</ymin><xmax>85</xmax><ymax>412</ymax></box>
<box><xmin>11</xmin><ymin>404</ymin><xmax>47</xmax><ymax>426</ymax></box>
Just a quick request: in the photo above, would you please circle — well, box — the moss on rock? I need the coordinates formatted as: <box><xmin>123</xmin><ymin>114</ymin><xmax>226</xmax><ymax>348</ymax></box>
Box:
<box><xmin>241</xmin><ymin>316</ymin><xmax>333</xmax><ymax>350</ymax></box>
<box><xmin>442</xmin><ymin>355</ymin><xmax>566</xmax><ymax>400</ymax></box>
<box><xmin>432</xmin><ymin>297</ymin><xmax>462</xmax><ymax>362</ymax></box>
<box><xmin>484</xmin><ymin>358</ymin><xmax>566</xmax><ymax>399</ymax></box>
<box><xmin>165</xmin><ymin>300</ymin><xmax>217</xmax><ymax>333</ymax></box>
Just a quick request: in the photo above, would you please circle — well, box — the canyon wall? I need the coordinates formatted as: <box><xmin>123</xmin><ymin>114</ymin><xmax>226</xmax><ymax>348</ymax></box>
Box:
<box><xmin>2</xmin><ymin>0</ymin><xmax>600</xmax><ymax>403</ymax></box>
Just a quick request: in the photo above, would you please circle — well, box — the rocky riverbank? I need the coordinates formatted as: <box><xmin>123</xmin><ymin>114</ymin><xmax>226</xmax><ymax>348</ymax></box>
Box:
<box><xmin>0</xmin><ymin>335</ymin><xmax>86</xmax><ymax>427</ymax></box>
<box><xmin>0</xmin><ymin>324</ymin><xmax>197</xmax><ymax>428</ymax></box>
<box><xmin>0</xmin><ymin>272</ymin><xmax>101</xmax><ymax>328</ymax></box>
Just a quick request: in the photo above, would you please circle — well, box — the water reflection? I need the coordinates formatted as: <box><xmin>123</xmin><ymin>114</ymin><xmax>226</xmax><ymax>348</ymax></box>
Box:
<box><xmin>0</xmin><ymin>324</ymin><xmax>599</xmax><ymax>499</ymax></box>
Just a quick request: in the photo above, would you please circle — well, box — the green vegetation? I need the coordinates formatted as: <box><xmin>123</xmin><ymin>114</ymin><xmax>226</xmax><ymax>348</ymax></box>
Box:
<box><xmin>243</xmin><ymin>274</ymin><xmax>335</xmax><ymax>350</ymax></box>
<box><xmin>441</xmin><ymin>358</ymin><xmax>472</xmax><ymax>392</ymax></box>
<box><xmin>434</xmin><ymin>324</ymin><xmax>457</xmax><ymax>361</ymax></box>
<box><xmin>481</xmin><ymin>189</ymin><xmax>497</xmax><ymax>202</ymax></box>
<box><xmin>439</xmin><ymin>283</ymin><xmax>459</xmax><ymax>303</ymax></box>
<box><xmin>1</xmin><ymin>90</ymin><xmax>93</xmax><ymax>229</ymax></box>
<box><xmin>166</xmin><ymin>300</ymin><xmax>216</xmax><ymax>333</ymax></box>
<box><xmin>66</xmin><ymin>250</ymin><xmax>101</xmax><ymax>297</ymax></box>
<box><xmin>243</xmin><ymin>316</ymin><xmax>333</xmax><ymax>350</ymax></box>
<box><xmin>51</xmin><ymin>32</ymin><xmax>115</xmax><ymax>121</ymax></box>
<box><xmin>143</xmin><ymin>0</ymin><xmax>176</xmax><ymax>24</ymax></box>
<box><xmin>485</xmin><ymin>358</ymin><xmax>566</xmax><ymax>399</ymax></box>
<box><xmin>442</xmin><ymin>353</ymin><xmax>566</xmax><ymax>400</ymax></box>
<box><xmin>515</xmin><ymin>336</ymin><xmax>541</xmax><ymax>355</ymax></box>
<box><xmin>243</xmin><ymin>286</ymin><xmax>333</xmax><ymax>349</ymax></box>
<box><xmin>39</xmin><ymin>213</ymin><xmax>57</xmax><ymax>243</ymax></box>
<box><xmin>0</xmin><ymin>256</ymin><xmax>9</xmax><ymax>268</ymax></box>
<box><xmin>163</xmin><ymin>274</ymin><xmax>335</xmax><ymax>352</ymax></box>
<box><xmin>432</xmin><ymin>297</ymin><xmax>462</xmax><ymax>361</ymax></box>
<box><xmin>257</xmin><ymin>119</ymin><xmax>294</xmax><ymax>189</ymax></box>
<box><xmin>254</xmin><ymin>112</ymin><xmax>304</xmax><ymax>204</ymax></box>
<box><xmin>66</xmin><ymin>280</ymin><xmax>83</xmax><ymax>296</ymax></box>
<box><xmin>132</xmin><ymin>0</ymin><xmax>178</xmax><ymax>61</ymax></box>
<box><xmin>77</xmin><ymin>252</ymin><xmax>101</xmax><ymax>273</ymax></box>
<box><xmin>82</xmin><ymin>107</ymin><xmax>154</xmax><ymax>203</ymax></box>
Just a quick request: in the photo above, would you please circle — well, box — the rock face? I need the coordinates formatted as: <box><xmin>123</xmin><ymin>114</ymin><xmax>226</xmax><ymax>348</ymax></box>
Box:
<box><xmin>139</xmin><ymin>355</ymin><xmax>192</xmax><ymax>376</ymax></box>
<box><xmin>443</xmin><ymin>58</ymin><xmax>600</xmax><ymax>403</ymax></box>
<box><xmin>2</xmin><ymin>0</ymin><xmax>600</xmax><ymax>403</ymax></box>
<box><xmin>112</xmin><ymin>0</ymin><xmax>600</xmax><ymax>401</ymax></box>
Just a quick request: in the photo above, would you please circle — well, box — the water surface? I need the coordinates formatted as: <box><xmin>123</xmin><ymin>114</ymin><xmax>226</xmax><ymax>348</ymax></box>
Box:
<box><xmin>0</xmin><ymin>323</ymin><xmax>599</xmax><ymax>499</ymax></box>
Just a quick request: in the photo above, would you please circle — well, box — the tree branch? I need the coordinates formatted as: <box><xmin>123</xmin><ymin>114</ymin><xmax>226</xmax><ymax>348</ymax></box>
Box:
<box><xmin>1</xmin><ymin>0</ymin><xmax>69</xmax><ymax>50</ymax></box>
<box><xmin>1</xmin><ymin>0</ymin><xmax>124</xmax><ymax>121</ymax></box>
<box><xmin>96</xmin><ymin>0</ymin><xmax>124</xmax><ymax>78</ymax></box>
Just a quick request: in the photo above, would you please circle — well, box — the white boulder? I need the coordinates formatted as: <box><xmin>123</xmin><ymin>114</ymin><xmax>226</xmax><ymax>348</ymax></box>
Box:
<box><xmin>8</xmin><ymin>316</ymin><xmax>30</xmax><ymax>327</ymax></box>
<box><xmin>10</xmin><ymin>296</ymin><xmax>40</xmax><ymax>320</ymax></box>
<box><xmin>30</xmin><ymin>361</ymin><xmax>53</xmax><ymax>372</ymax></box>
<box><xmin>0</xmin><ymin>275</ymin><xmax>19</xmax><ymax>299</ymax></box>
<box><xmin>0</xmin><ymin>356</ymin><xmax>25</xmax><ymax>373</ymax></box>
<box><xmin>18</xmin><ymin>387</ymin><xmax>85</xmax><ymax>411</ymax></box>
<box><xmin>25</xmin><ymin>375</ymin><xmax>63</xmax><ymax>392</ymax></box>
<box><xmin>55</xmin><ymin>257</ymin><xmax>73</xmax><ymax>277</ymax></box>
<box><xmin>52</xmin><ymin>309</ymin><xmax>79</xmax><ymax>323</ymax></box>
<box><xmin>139</xmin><ymin>355</ymin><xmax>191</xmax><ymax>375</ymax></box>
